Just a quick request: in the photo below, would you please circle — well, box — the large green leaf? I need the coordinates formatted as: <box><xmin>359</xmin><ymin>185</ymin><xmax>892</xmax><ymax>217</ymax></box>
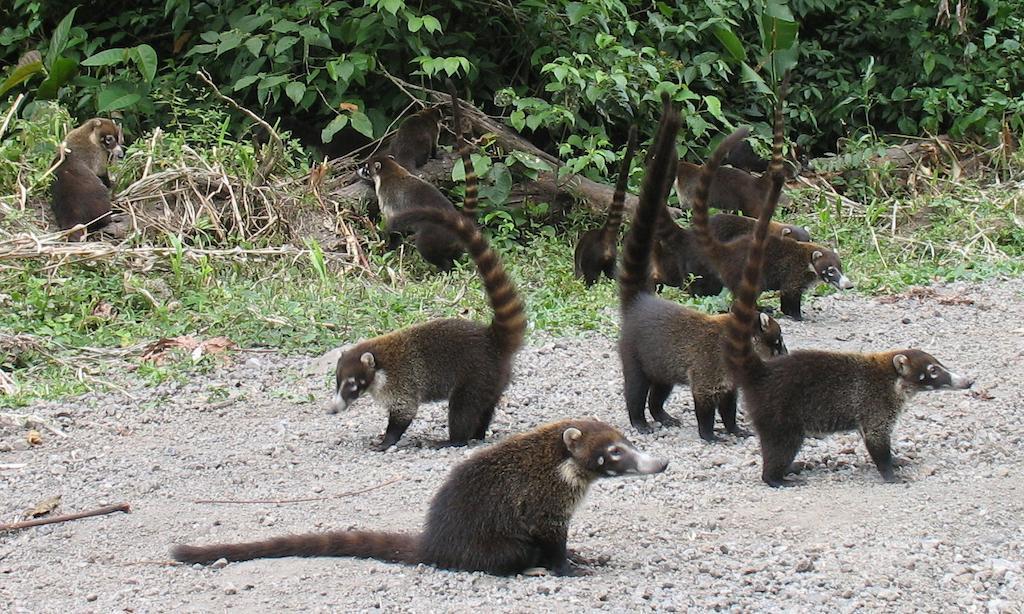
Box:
<box><xmin>133</xmin><ymin>44</ymin><xmax>158</xmax><ymax>82</ymax></box>
<box><xmin>82</xmin><ymin>48</ymin><xmax>127</xmax><ymax>67</ymax></box>
<box><xmin>713</xmin><ymin>25</ymin><xmax>746</xmax><ymax>62</ymax></box>
<box><xmin>97</xmin><ymin>87</ymin><xmax>141</xmax><ymax>111</ymax></box>
<box><xmin>0</xmin><ymin>60</ymin><xmax>43</xmax><ymax>98</ymax></box>
<box><xmin>36</xmin><ymin>56</ymin><xmax>79</xmax><ymax>99</ymax></box>
<box><xmin>321</xmin><ymin>114</ymin><xmax>349</xmax><ymax>143</ymax></box>
<box><xmin>45</xmin><ymin>8</ymin><xmax>78</xmax><ymax>69</ymax></box>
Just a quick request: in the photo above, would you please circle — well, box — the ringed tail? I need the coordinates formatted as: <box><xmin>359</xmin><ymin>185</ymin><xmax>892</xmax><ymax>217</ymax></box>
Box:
<box><xmin>604</xmin><ymin>125</ymin><xmax>639</xmax><ymax>237</ymax></box>
<box><xmin>171</xmin><ymin>531</ymin><xmax>419</xmax><ymax>565</ymax></box>
<box><xmin>689</xmin><ymin>128</ymin><xmax>752</xmax><ymax>255</ymax></box>
<box><xmin>618</xmin><ymin>93</ymin><xmax>681</xmax><ymax>307</ymax></box>
<box><xmin>450</xmin><ymin>85</ymin><xmax>478</xmax><ymax>219</ymax></box>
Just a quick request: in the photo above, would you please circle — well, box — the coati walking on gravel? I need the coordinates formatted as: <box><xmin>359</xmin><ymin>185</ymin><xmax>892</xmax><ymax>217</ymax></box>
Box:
<box><xmin>722</xmin><ymin>78</ymin><xmax>973</xmax><ymax>487</ymax></box>
<box><xmin>50</xmin><ymin>118</ymin><xmax>124</xmax><ymax>240</ymax></box>
<box><xmin>329</xmin><ymin>208</ymin><xmax>524</xmax><ymax>450</ymax></box>
<box><xmin>172</xmin><ymin>418</ymin><xmax>668</xmax><ymax>575</ymax></box>
<box><xmin>689</xmin><ymin>78</ymin><xmax>852</xmax><ymax>321</ymax></box>
<box><xmin>617</xmin><ymin>96</ymin><xmax>787</xmax><ymax>440</ymax></box>
<box><xmin>573</xmin><ymin>126</ymin><xmax>638</xmax><ymax>286</ymax></box>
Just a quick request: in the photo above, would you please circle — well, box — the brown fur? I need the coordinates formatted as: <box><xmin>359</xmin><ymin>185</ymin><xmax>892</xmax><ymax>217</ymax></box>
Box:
<box><xmin>50</xmin><ymin>118</ymin><xmax>124</xmax><ymax>240</ymax></box>
<box><xmin>330</xmin><ymin>209</ymin><xmax>525</xmax><ymax>450</ymax></box>
<box><xmin>573</xmin><ymin>126</ymin><xmax>638</xmax><ymax>286</ymax></box>
<box><xmin>709</xmin><ymin>212</ymin><xmax>811</xmax><ymax>243</ymax></box>
<box><xmin>676</xmin><ymin>161</ymin><xmax>790</xmax><ymax>218</ymax></box>
<box><xmin>172</xmin><ymin>419</ymin><xmax>667</xmax><ymax>575</ymax></box>
<box><xmin>387</xmin><ymin>105</ymin><xmax>442</xmax><ymax>170</ymax></box>
<box><xmin>722</xmin><ymin>74</ymin><xmax>974</xmax><ymax>486</ymax></box>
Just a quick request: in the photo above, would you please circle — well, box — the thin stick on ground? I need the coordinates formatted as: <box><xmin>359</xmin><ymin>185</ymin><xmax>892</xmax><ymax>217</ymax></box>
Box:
<box><xmin>0</xmin><ymin>412</ymin><xmax>68</xmax><ymax>437</ymax></box>
<box><xmin>191</xmin><ymin>476</ymin><xmax>402</xmax><ymax>505</ymax></box>
<box><xmin>0</xmin><ymin>503</ymin><xmax>131</xmax><ymax>532</ymax></box>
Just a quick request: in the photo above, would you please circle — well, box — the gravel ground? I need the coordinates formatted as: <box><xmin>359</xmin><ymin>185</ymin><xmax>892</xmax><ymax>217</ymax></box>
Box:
<box><xmin>2</xmin><ymin>278</ymin><xmax>1023</xmax><ymax>613</ymax></box>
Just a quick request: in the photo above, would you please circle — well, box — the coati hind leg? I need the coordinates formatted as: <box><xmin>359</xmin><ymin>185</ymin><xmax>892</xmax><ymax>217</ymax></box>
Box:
<box><xmin>622</xmin><ymin>358</ymin><xmax>654</xmax><ymax>433</ymax></box>
<box><xmin>717</xmin><ymin>389</ymin><xmax>751</xmax><ymax>437</ymax></box>
<box><xmin>646</xmin><ymin>383</ymin><xmax>681</xmax><ymax>427</ymax></box>
<box><xmin>602</xmin><ymin>259</ymin><xmax>617</xmax><ymax>282</ymax></box>
<box><xmin>374</xmin><ymin>402</ymin><xmax>418</xmax><ymax>451</ymax></box>
<box><xmin>445</xmin><ymin>384</ymin><xmax>499</xmax><ymax>445</ymax></box>
<box><xmin>759</xmin><ymin>429</ymin><xmax>805</xmax><ymax>487</ymax></box>
<box><xmin>780</xmin><ymin>290</ymin><xmax>803</xmax><ymax>320</ymax></box>
<box><xmin>415</xmin><ymin>228</ymin><xmax>458</xmax><ymax>272</ymax></box>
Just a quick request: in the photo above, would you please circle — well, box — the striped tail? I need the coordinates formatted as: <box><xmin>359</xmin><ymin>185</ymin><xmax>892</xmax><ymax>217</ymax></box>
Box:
<box><xmin>450</xmin><ymin>85</ymin><xmax>478</xmax><ymax>219</ymax></box>
<box><xmin>172</xmin><ymin>531</ymin><xmax>420</xmax><ymax>565</ymax></box>
<box><xmin>689</xmin><ymin>128</ymin><xmax>752</xmax><ymax>257</ymax></box>
<box><xmin>388</xmin><ymin>208</ymin><xmax>526</xmax><ymax>354</ymax></box>
<box><xmin>603</xmin><ymin>125</ymin><xmax>638</xmax><ymax>238</ymax></box>
<box><xmin>619</xmin><ymin>93</ymin><xmax>681</xmax><ymax>307</ymax></box>
<box><xmin>724</xmin><ymin>72</ymin><xmax>790</xmax><ymax>383</ymax></box>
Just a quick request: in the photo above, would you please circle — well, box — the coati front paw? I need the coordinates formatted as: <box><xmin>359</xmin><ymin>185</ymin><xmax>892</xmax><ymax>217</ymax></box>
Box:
<box><xmin>567</xmin><ymin>549</ymin><xmax>610</xmax><ymax>568</ymax></box>
<box><xmin>371</xmin><ymin>439</ymin><xmax>398</xmax><ymax>452</ymax></box>
<box><xmin>698</xmin><ymin>430</ymin><xmax>721</xmax><ymax>443</ymax></box>
<box><xmin>763</xmin><ymin>476</ymin><xmax>800</xmax><ymax>488</ymax></box>
<box><xmin>630</xmin><ymin>419</ymin><xmax>653</xmax><ymax>434</ymax></box>
<box><xmin>728</xmin><ymin>427</ymin><xmax>754</xmax><ymax>438</ymax></box>
<box><xmin>653</xmin><ymin>413</ymin><xmax>681</xmax><ymax>428</ymax></box>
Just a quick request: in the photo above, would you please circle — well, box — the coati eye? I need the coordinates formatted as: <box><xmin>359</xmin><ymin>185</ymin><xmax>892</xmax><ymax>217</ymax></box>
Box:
<box><xmin>927</xmin><ymin>364</ymin><xmax>939</xmax><ymax>378</ymax></box>
<box><xmin>607</xmin><ymin>446</ymin><xmax>623</xmax><ymax>461</ymax></box>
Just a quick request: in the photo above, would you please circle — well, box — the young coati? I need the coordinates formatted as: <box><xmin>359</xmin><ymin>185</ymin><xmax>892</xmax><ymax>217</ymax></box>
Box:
<box><xmin>689</xmin><ymin>80</ymin><xmax>853</xmax><ymax>321</ymax></box>
<box><xmin>709</xmin><ymin>212</ymin><xmax>811</xmax><ymax>243</ymax></box>
<box><xmin>50</xmin><ymin>118</ymin><xmax>124</xmax><ymax>241</ymax></box>
<box><xmin>172</xmin><ymin>418</ymin><xmax>668</xmax><ymax>575</ymax></box>
<box><xmin>617</xmin><ymin>97</ymin><xmax>787</xmax><ymax>441</ymax></box>
<box><xmin>329</xmin><ymin>208</ymin><xmax>525</xmax><ymax>450</ymax></box>
<box><xmin>387</xmin><ymin>104</ymin><xmax>443</xmax><ymax>170</ymax></box>
<box><xmin>722</xmin><ymin>87</ymin><xmax>973</xmax><ymax>487</ymax></box>
<box><xmin>573</xmin><ymin>126</ymin><xmax>638</xmax><ymax>286</ymax></box>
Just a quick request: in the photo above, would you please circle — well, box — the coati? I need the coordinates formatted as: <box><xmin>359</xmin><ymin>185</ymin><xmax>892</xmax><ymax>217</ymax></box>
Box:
<box><xmin>50</xmin><ymin>118</ymin><xmax>124</xmax><ymax>241</ymax></box>
<box><xmin>722</xmin><ymin>138</ymin><xmax>769</xmax><ymax>173</ymax></box>
<box><xmin>617</xmin><ymin>96</ymin><xmax>787</xmax><ymax>440</ymax></box>
<box><xmin>172</xmin><ymin>418</ymin><xmax>668</xmax><ymax>575</ymax></box>
<box><xmin>573</xmin><ymin>126</ymin><xmax>638</xmax><ymax>286</ymax></box>
<box><xmin>675</xmin><ymin>161</ymin><xmax>790</xmax><ymax>218</ymax></box>
<box><xmin>387</xmin><ymin>104</ymin><xmax>443</xmax><ymax>170</ymax></box>
<box><xmin>722</xmin><ymin>84</ymin><xmax>974</xmax><ymax>487</ymax></box>
<box><xmin>329</xmin><ymin>208</ymin><xmax>525</xmax><ymax>450</ymax></box>
<box><xmin>709</xmin><ymin>212</ymin><xmax>811</xmax><ymax>243</ymax></box>
<box><xmin>689</xmin><ymin>79</ymin><xmax>853</xmax><ymax>321</ymax></box>
<box><xmin>650</xmin><ymin>208</ymin><xmax>723</xmax><ymax>296</ymax></box>
<box><xmin>449</xmin><ymin>86</ymin><xmax>478</xmax><ymax>220</ymax></box>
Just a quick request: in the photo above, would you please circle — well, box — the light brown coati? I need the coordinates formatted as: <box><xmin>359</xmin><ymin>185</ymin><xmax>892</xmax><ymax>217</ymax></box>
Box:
<box><xmin>676</xmin><ymin>160</ymin><xmax>790</xmax><ymax>218</ymax></box>
<box><xmin>172</xmin><ymin>418</ymin><xmax>668</xmax><ymax>575</ymax></box>
<box><xmin>689</xmin><ymin>78</ymin><xmax>853</xmax><ymax>321</ymax></box>
<box><xmin>617</xmin><ymin>96</ymin><xmax>787</xmax><ymax>441</ymax></box>
<box><xmin>722</xmin><ymin>84</ymin><xmax>974</xmax><ymax>487</ymax></box>
<box><xmin>329</xmin><ymin>208</ymin><xmax>525</xmax><ymax>450</ymax></box>
<box><xmin>50</xmin><ymin>118</ymin><xmax>124</xmax><ymax>241</ymax></box>
<box><xmin>387</xmin><ymin>104</ymin><xmax>443</xmax><ymax>170</ymax></box>
<box><xmin>573</xmin><ymin>126</ymin><xmax>638</xmax><ymax>286</ymax></box>
<box><xmin>709</xmin><ymin>212</ymin><xmax>811</xmax><ymax>243</ymax></box>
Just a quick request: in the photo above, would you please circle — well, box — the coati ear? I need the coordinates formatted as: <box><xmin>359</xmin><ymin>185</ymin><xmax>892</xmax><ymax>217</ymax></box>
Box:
<box><xmin>561</xmin><ymin>427</ymin><xmax>583</xmax><ymax>452</ymax></box>
<box><xmin>892</xmin><ymin>354</ymin><xmax>910</xmax><ymax>376</ymax></box>
<box><xmin>89</xmin><ymin>119</ymin><xmax>102</xmax><ymax>128</ymax></box>
<box><xmin>759</xmin><ymin>312</ymin><xmax>770</xmax><ymax>330</ymax></box>
<box><xmin>360</xmin><ymin>352</ymin><xmax>375</xmax><ymax>369</ymax></box>
<box><xmin>781</xmin><ymin>228</ymin><xmax>792</xmax><ymax>237</ymax></box>
<box><xmin>373</xmin><ymin>161</ymin><xmax>382</xmax><ymax>171</ymax></box>
<box><xmin>812</xmin><ymin>250</ymin><xmax>823</xmax><ymax>261</ymax></box>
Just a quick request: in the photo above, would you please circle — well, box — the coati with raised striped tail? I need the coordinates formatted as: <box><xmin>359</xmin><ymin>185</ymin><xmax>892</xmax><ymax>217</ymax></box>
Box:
<box><xmin>689</xmin><ymin>78</ymin><xmax>852</xmax><ymax>321</ymax></box>
<box><xmin>649</xmin><ymin>207</ymin><xmax>723</xmax><ymax>296</ymax></box>
<box><xmin>722</xmin><ymin>77</ymin><xmax>973</xmax><ymax>487</ymax></box>
<box><xmin>617</xmin><ymin>96</ymin><xmax>787</xmax><ymax>441</ymax></box>
<box><xmin>50</xmin><ymin>118</ymin><xmax>124</xmax><ymax>241</ymax></box>
<box><xmin>573</xmin><ymin>126</ymin><xmax>638</xmax><ymax>286</ymax></box>
<box><xmin>172</xmin><ymin>418</ymin><xmax>668</xmax><ymax>575</ymax></box>
<box><xmin>329</xmin><ymin>208</ymin><xmax>524</xmax><ymax>450</ymax></box>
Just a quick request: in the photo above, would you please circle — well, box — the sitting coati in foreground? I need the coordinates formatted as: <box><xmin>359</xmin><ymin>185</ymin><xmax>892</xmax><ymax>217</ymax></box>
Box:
<box><xmin>617</xmin><ymin>96</ymin><xmax>787</xmax><ymax>440</ymax></box>
<box><xmin>722</xmin><ymin>79</ymin><xmax>974</xmax><ymax>487</ymax></box>
<box><xmin>329</xmin><ymin>208</ymin><xmax>525</xmax><ymax>450</ymax></box>
<box><xmin>573</xmin><ymin>126</ymin><xmax>638</xmax><ymax>286</ymax></box>
<box><xmin>689</xmin><ymin>79</ymin><xmax>852</xmax><ymax>321</ymax></box>
<box><xmin>172</xmin><ymin>419</ymin><xmax>668</xmax><ymax>576</ymax></box>
<box><xmin>50</xmin><ymin>118</ymin><xmax>125</xmax><ymax>241</ymax></box>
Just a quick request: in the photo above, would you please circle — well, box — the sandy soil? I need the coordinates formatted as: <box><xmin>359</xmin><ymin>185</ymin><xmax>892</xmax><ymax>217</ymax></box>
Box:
<box><xmin>2</xmin><ymin>278</ymin><xmax>1022</xmax><ymax>613</ymax></box>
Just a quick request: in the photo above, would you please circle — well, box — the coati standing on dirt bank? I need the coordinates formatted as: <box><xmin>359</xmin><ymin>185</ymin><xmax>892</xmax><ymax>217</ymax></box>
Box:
<box><xmin>675</xmin><ymin>160</ymin><xmax>790</xmax><ymax>218</ymax></box>
<box><xmin>722</xmin><ymin>78</ymin><xmax>974</xmax><ymax>487</ymax></box>
<box><xmin>617</xmin><ymin>96</ymin><xmax>787</xmax><ymax>440</ymax></box>
<box><xmin>387</xmin><ymin>104</ymin><xmax>442</xmax><ymax>170</ymax></box>
<box><xmin>573</xmin><ymin>126</ymin><xmax>638</xmax><ymax>286</ymax></box>
<box><xmin>689</xmin><ymin>79</ymin><xmax>853</xmax><ymax>321</ymax></box>
<box><xmin>172</xmin><ymin>419</ymin><xmax>668</xmax><ymax>575</ymax></box>
<box><xmin>329</xmin><ymin>208</ymin><xmax>525</xmax><ymax>450</ymax></box>
<box><xmin>50</xmin><ymin>118</ymin><xmax>124</xmax><ymax>241</ymax></box>
<box><xmin>709</xmin><ymin>212</ymin><xmax>810</xmax><ymax>243</ymax></box>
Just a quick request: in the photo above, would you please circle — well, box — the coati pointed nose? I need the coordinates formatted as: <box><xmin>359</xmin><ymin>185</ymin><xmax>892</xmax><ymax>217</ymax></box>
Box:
<box><xmin>952</xmin><ymin>373</ymin><xmax>974</xmax><ymax>389</ymax></box>
<box><xmin>634</xmin><ymin>452</ymin><xmax>669</xmax><ymax>475</ymax></box>
<box><xmin>327</xmin><ymin>392</ymin><xmax>348</xmax><ymax>414</ymax></box>
<box><xmin>837</xmin><ymin>275</ymin><xmax>854</xmax><ymax>290</ymax></box>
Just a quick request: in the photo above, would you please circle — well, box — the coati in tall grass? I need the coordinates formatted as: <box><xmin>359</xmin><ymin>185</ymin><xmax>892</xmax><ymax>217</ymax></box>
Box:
<box><xmin>675</xmin><ymin>160</ymin><xmax>790</xmax><ymax>218</ymax></box>
<box><xmin>172</xmin><ymin>418</ymin><xmax>668</xmax><ymax>576</ymax></box>
<box><xmin>329</xmin><ymin>208</ymin><xmax>524</xmax><ymax>450</ymax></box>
<box><xmin>689</xmin><ymin>78</ymin><xmax>852</xmax><ymax>321</ymax></box>
<box><xmin>617</xmin><ymin>96</ymin><xmax>787</xmax><ymax>440</ymax></box>
<box><xmin>722</xmin><ymin>77</ymin><xmax>973</xmax><ymax>486</ymax></box>
<box><xmin>573</xmin><ymin>126</ymin><xmax>638</xmax><ymax>286</ymax></box>
<box><xmin>50</xmin><ymin>118</ymin><xmax>124</xmax><ymax>241</ymax></box>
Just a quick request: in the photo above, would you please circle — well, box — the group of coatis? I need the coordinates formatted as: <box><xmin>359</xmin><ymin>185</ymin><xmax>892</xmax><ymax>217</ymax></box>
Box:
<box><xmin>50</xmin><ymin>82</ymin><xmax>972</xmax><ymax>577</ymax></box>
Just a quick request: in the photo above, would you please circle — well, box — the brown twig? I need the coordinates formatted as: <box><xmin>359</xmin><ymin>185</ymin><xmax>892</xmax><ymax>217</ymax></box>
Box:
<box><xmin>192</xmin><ymin>477</ymin><xmax>402</xmax><ymax>505</ymax></box>
<box><xmin>0</xmin><ymin>503</ymin><xmax>131</xmax><ymax>531</ymax></box>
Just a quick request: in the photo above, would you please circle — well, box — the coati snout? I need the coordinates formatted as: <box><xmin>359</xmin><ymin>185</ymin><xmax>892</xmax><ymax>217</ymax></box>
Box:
<box><xmin>563</xmin><ymin>426</ymin><xmax>669</xmax><ymax>478</ymax></box>
<box><xmin>894</xmin><ymin>350</ymin><xmax>973</xmax><ymax>391</ymax></box>
<box><xmin>811</xmin><ymin>250</ymin><xmax>854</xmax><ymax>290</ymax></box>
<box><xmin>329</xmin><ymin>351</ymin><xmax>377</xmax><ymax>414</ymax></box>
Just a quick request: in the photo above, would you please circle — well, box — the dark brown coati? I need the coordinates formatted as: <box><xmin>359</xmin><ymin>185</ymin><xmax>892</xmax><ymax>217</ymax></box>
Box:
<box><xmin>676</xmin><ymin>160</ymin><xmax>790</xmax><ymax>218</ymax></box>
<box><xmin>387</xmin><ymin>104</ymin><xmax>443</xmax><ymax>170</ymax></box>
<box><xmin>172</xmin><ymin>418</ymin><xmax>668</xmax><ymax>575</ymax></box>
<box><xmin>722</xmin><ymin>138</ymin><xmax>769</xmax><ymax>173</ymax></box>
<box><xmin>617</xmin><ymin>97</ymin><xmax>787</xmax><ymax>441</ymax></box>
<box><xmin>573</xmin><ymin>126</ymin><xmax>638</xmax><ymax>286</ymax></box>
<box><xmin>650</xmin><ymin>208</ymin><xmax>723</xmax><ymax>296</ymax></box>
<box><xmin>723</xmin><ymin>88</ymin><xmax>973</xmax><ymax>487</ymax></box>
<box><xmin>689</xmin><ymin>80</ymin><xmax>853</xmax><ymax>321</ymax></box>
<box><xmin>709</xmin><ymin>212</ymin><xmax>811</xmax><ymax>243</ymax></box>
<box><xmin>329</xmin><ymin>208</ymin><xmax>525</xmax><ymax>450</ymax></box>
<box><xmin>50</xmin><ymin>118</ymin><xmax>125</xmax><ymax>240</ymax></box>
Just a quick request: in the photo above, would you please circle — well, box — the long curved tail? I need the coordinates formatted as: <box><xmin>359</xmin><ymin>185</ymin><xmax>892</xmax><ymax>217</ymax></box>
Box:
<box><xmin>604</xmin><ymin>125</ymin><xmax>638</xmax><ymax>236</ymax></box>
<box><xmin>619</xmin><ymin>93</ymin><xmax>681</xmax><ymax>307</ymax></box>
<box><xmin>389</xmin><ymin>208</ymin><xmax>525</xmax><ymax>354</ymax></box>
<box><xmin>172</xmin><ymin>531</ymin><xmax>420</xmax><ymax>565</ymax></box>
<box><xmin>688</xmin><ymin>128</ymin><xmax>752</xmax><ymax>257</ymax></box>
<box><xmin>450</xmin><ymin>85</ymin><xmax>478</xmax><ymax>219</ymax></box>
<box><xmin>724</xmin><ymin>73</ymin><xmax>790</xmax><ymax>383</ymax></box>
